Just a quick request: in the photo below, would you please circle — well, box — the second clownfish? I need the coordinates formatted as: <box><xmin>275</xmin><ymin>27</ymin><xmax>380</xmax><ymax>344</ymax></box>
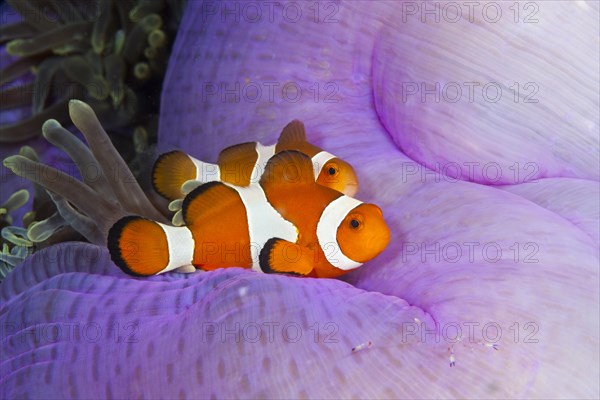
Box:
<box><xmin>108</xmin><ymin>151</ymin><xmax>390</xmax><ymax>278</ymax></box>
<box><xmin>152</xmin><ymin>120</ymin><xmax>359</xmax><ymax>200</ymax></box>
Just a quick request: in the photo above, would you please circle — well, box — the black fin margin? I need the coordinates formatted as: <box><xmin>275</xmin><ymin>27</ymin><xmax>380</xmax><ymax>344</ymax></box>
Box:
<box><xmin>151</xmin><ymin>150</ymin><xmax>182</xmax><ymax>199</ymax></box>
<box><xmin>258</xmin><ymin>237</ymin><xmax>302</xmax><ymax>276</ymax></box>
<box><xmin>106</xmin><ymin>215</ymin><xmax>147</xmax><ymax>277</ymax></box>
<box><xmin>181</xmin><ymin>180</ymin><xmax>222</xmax><ymax>224</ymax></box>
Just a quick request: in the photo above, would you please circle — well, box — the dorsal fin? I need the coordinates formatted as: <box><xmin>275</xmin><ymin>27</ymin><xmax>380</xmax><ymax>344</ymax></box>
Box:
<box><xmin>180</xmin><ymin>181</ymin><xmax>252</xmax><ymax>270</ymax></box>
<box><xmin>182</xmin><ymin>181</ymin><xmax>244</xmax><ymax>227</ymax></box>
<box><xmin>260</xmin><ymin>150</ymin><xmax>315</xmax><ymax>188</ymax></box>
<box><xmin>277</xmin><ymin>120</ymin><xmax>306</xmax><ymax>145</ymax></box>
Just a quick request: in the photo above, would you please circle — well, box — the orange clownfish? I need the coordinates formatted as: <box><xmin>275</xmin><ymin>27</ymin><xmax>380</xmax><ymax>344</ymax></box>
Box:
<box><xmin>152</xmin><ymin>120</ymin><xmax>359</xmax><ymax>201</ymax></box>
<box><xmin>108</xmin><ymin>151</ymin><xmax>390</xmax><ymax>278</ymax></box>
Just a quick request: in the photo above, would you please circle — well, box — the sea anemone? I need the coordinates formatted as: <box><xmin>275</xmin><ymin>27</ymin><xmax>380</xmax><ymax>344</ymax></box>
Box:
<box><xmin>0</xmin><ymin>144</ymin><xmax>64</xmax><ymax>280</ymax></box>
<box><xmin>3</xmin><ymin>100</ymin><xmax>169</xmax><ymax>247</ymax></box>
<box><xmin>0</xmin><ymin>188</ymin><xmax>32</xmax><ymax>279</ymax></box>
<box><xmin>1</xmin><ymin>0</ymin><xmax>184</xmax><ymax>143</ymax></box>
<box><xmin>0</xmin><ymin>0</ymin><xmax>183</xmax><ymax>276</ymax></box>
<box><xmin>1</xmin><ymin>1</ymin><xmax>599</xmax><ymax>399</ymax></box>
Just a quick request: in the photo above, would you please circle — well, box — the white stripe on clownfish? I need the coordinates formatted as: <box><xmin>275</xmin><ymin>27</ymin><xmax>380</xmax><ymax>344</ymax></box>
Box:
<box><xmin>190</xmin><ymin>157</ymin><xmax>220</xmax><ymax>183</ymax></box>
<box><xmin>188</xmin><ymin>142</ymin><xmax>336</xmax><ymax>184</ymax></box>
<box><xmin>250</xmin><ymin>143</ymin><xmax>276</xmax><ymax>184</ymax></box>
<box><xmin>316</xmin><ymin>195</ymin><xmax>364</xmax><ymax>271</ymax></box>
<box><xmin>190</xmin><ymin>145</ymin><xmax>333</xmax><ymax>184</ymax></box>
<box><xmin>111</xmin><ymin>150</ymin><xmax>387</xmax><ymax>278</ymax></box>
<box><xmin>156</xmin><ymin>222</ymin><xmax>195</xmax><ymax>274</ymax></box>
<box><xmin>311</xmin><ymin>151</ymin><xmax>336</xmax><ymax>180</ymax></box>
<box><xmin>152</xmin><ymin>120</ymin><xmax>360</xmax><ymax>202</ymax></box>
<box><xmin>223</xmin><ymin>182</ymin><xmax>298</xmax><ymax>272</ymax></box>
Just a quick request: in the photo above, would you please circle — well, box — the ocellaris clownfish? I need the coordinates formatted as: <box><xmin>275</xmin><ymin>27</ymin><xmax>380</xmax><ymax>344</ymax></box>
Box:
<box><xmin>152</xmin><ymin>120</ymin><xmax>359</xmax><ymax>201</ymax></box>
<box><xmin>108</xmin><ymin>151</ymin><xmax>390</xmax><ymax>278</ymax></box>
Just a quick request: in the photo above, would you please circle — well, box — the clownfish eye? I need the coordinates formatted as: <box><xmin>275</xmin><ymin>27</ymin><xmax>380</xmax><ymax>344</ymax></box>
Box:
<box><xmin>348</xmin><ymin>213</ymin><xmax>364</xmax><ymax>230</ymax></box>
<box><xmin>324</xmin><ymin>163</ymin><xmax>339</xmax><ymax>177</ymax></box>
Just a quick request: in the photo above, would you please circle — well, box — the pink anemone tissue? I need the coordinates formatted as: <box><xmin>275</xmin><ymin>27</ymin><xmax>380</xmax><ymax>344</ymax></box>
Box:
<box><xmin>1</xmin><ymin>1</ymin><xmax>599</xmax><ymax>399</ymax></box>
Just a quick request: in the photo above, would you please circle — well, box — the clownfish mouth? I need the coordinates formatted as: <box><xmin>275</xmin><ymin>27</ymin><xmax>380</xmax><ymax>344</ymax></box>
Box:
<box><xmin>366</xmin><ymin>233</ymin><xmax>391</xmax><ymax>256</ymax></box>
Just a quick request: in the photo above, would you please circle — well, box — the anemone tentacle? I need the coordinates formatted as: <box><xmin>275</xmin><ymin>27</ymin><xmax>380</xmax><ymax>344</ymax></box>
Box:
<box><xmin>3</xmin><ymin>100</ymin><xmax>170</xmax><ymax>249</ymax></box>
<box><xmin>0</xmin><ymin>0</ymin><xmax>185</xmax><ymax>143</ymax></box>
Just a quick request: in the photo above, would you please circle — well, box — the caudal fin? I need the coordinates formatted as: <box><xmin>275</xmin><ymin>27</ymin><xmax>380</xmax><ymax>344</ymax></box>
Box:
<box><xmin>107</xmin><ymin>216</ymin><xmax>170</xmax><ymax>276</ymax></box>
<box><xmin>152</xmin><ymin>151</ymin><xmax>198</xmax><ymax>200</ymax></box>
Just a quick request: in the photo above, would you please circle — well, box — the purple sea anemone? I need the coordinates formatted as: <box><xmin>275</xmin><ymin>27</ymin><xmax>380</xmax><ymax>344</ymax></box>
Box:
<box><xmin>0</xmin><ymin>0</ymin><xmax>184</xmax><ymax>142</ymax></box>
<box><xmin>0</xmin><ymin>0</ymin><xmax>186</xmax><ymax>275</ymax></box>
<box><xmin>1</xmin><ymin>1</ymin><xmax>599</xmax><ymax>398</ymax></box>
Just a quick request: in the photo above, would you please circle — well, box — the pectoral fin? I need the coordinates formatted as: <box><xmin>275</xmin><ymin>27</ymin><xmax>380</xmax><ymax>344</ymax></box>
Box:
<box><xmin>259</xmin><ymin>238</ymin><xmax>314</xmax><ymax>276</ymax></box>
